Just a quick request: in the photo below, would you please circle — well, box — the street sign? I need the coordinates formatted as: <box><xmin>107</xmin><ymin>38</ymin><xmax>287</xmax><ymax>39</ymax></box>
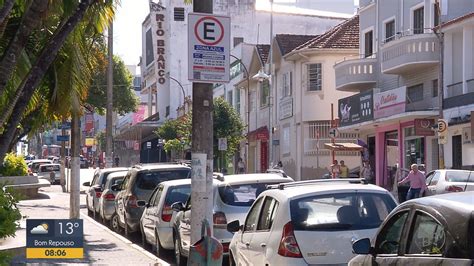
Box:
<box><xmin>218</xmin><ymin>138</ymin><xmax>227</xmax><ymax>151</ymax></box>
<box><xmin>437</xmin><ymin>119</ymin><xmax>448</xmax><ymax>144</ymax></box>
<box><xmin>188</xmin><ymin>13</ymin><xmax>230</xmax><ymax>83</ymax></box>
<box><xmin>146</xmin><ymin>142</ymin><xmax>152</xmax><ymax>149</ymax></box>
<box><xmin>56</xmin><ymin>135</ymin><xmax>70</xmax><ymax>142</ymax></box>
<box><xmin>329</xmin><ymin>128</ymin><xmax>339</xmax><ymax>139</ymax></box>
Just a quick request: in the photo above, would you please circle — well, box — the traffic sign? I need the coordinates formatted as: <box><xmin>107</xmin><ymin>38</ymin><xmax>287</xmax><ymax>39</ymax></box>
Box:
<box><xmin>56</xmin><ymin>135</ymin><xmax>70</xmax><ymax>142</ymax></box>
<box><xmin>146</xmin><ymin>142</ymin><xmax>152</xmax><ymax>149</ymax></box>
<box><xmin>329</xmin><ymin>128</ymin><xmax>339</xmax><ymax>139</ymax></box>
<box><xmin>188</xmin><ymin>13</ymin><xmax>230</xmax><ymax>83</ymax></box>
<box><xmin>218</xmin><ymin>138</ymin><xmax>227</xmax><ymax>151</ymax></box>
<box><xmin>438</xmin><ymin>119</ymin><xmax>448</xmax><ymax>144</ymax></box>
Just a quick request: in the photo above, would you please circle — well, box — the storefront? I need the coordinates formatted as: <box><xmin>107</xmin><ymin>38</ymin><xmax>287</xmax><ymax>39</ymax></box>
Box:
<box><xmin>248</xmin><ymin>126</ymin><xmax>269</xmax><ymax>173</ymax></box>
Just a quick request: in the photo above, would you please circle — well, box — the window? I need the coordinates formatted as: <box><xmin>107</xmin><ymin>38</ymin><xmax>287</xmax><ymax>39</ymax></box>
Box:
<box><xmin>227</xmin><ymin>90</ymin><xmax>233</xmax><ymax>105</ymax></box>
<box><xmin>282</xmin><ymin>72</ymin><xmax>292</xmax><ymax>97</ymax></box>
<box><xmin>260</xmin><ymin>80</ymin><xmax>269</xmax><ymax>107</ymax></box>
<box><xmin>364</xmin><ymin>31</ymin><xmax>373</xmax><ymax>57</ymax></box>
<box><xmin>233</xmin><ymin>37</ymin><xmax>244</xmax><ymax>47</ymax></box>
<box><xmin>307</xmin><ymin>64</ymin><xmax>322</xmax><ymax>91</ymax></box>
<box><xmin>165</xmin><ymin>185</ymin><xmax>191</xmax><ymax>206</ymax></box>
<box><xmin>428</xmin><ymin>171</ymin><xmax>441</xmax><ymax>186</ymax></box>
<box><xmin>244</xmin><ymin>197</ymin><xmax>263</xmax><ymax>231</ymax></box>
<box><xmin>445</xmin><ymin>170</ymin><xmax>473</xmax><ymax>183</ymax></box>
<box><xmin>135</xmin><ymin>170</ymin><xmax>190</xmax><ymax>190</ymax></box>
<box><xmin>385</xmin><ymin>20</ymin><xmax>395</xmax><ymax>43</ymax></box>
<box><xmin>174</xmin><ymin>7</ymin><xmax>185</xmax><ymax>21</ymax></box>
<box><xmin>375</xmin><ymin>211</ymin><xmax>409</xmax><ymax>254</ymax></box>
<box><xmin>257</xmin><ymin>197</ymin><xmax>279</xmax><ymax>231</ymax></box>
<box><xmin>407</xmin><ymin>84</ymin><xmax>424</xmax><ymax>103</ymax></box>
<box><xmin>218</xmin><ymin>182</ymin><xmax>278</xmax><ymax>207</ymax></box>
<box><xmin>150</xmin><ymin>186</ymin><xmax>163</xmax><ymax>206</ymax></box>
<box><xmin>432</xmin><ymin>79</ymin><xmax>438</xmax><ymax>97</ymax></box>
<box><xmin>413</xmin><ymin>7</ymin><xmax>424</xmax><ymax>34</ymax></box>
<box><xmin>434</xmin><ymin>2</ymin><xmax>440</xmax><ymax>27</ymax></box>
<box><xmin>145</xmin><ymin>29</ymin><xmax>154</xmax><ymax>66</ymax></box>
<box><xmin>407</xmin><ymin>212</ymin><xmax>445</xmax><ymax>255</ymax></box>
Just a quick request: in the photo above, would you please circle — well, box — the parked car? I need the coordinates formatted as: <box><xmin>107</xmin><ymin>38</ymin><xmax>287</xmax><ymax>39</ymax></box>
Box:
<box><xmin>83</xmin><ymin>167</ymin><xmax>129</xmax><ymax>219</ymax></box>
<box><xmin>36</xmin><ymin>163</ymin><xmax>61</xmax><ymax>184</ymax></box>
<box><xmin>80</xmin><ymin>155</ymin><xmax>89</xmax><ymax>168</ymax></box>
<box><xmin>350</xmin><ymin>191</ymin><xmax>474</xmax><ymax>265</ymax></box>
<box><xmin>172</xmin><ymin>173</ymin><xmax>293</xmax><ymax>266</ymax></box>
<box><xmin>98</xmin><ymin>171</ymin><xmax>127</xmax><ymax>229</ymax></box>
<box><xmin>227</xmin><ymin>179</ymin><xmax>398</xmax><ymax>266</ymax></box>
<box><xmin>114</xmin><ymin>163</ymin><xmax>191</xmax><ymax>237</ymax></box>
<box><xmin>139</xmin><ymin>179</ymin><xmax>191</xmax><ymax>256</ymax></box>
<box><xmin>425</xmin><ymin>169</ymin><xmax>473</xmax><ymax>195</ymax></box>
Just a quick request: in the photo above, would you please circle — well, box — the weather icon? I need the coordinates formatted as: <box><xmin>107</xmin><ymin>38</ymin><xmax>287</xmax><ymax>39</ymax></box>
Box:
<box><xmin>30</xmin><ymin>223</ymin><xmax>49</xmax><ymax>234</ymax></box>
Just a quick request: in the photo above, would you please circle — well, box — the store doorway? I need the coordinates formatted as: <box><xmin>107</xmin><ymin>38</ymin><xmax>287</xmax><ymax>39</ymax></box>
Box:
<box><xmin>452</xmin><ymin>135</ymin><xmax>462</xmax><ymax>169</ymax></box>
<box><xmin>384</xmin><ymin>131</ymin><xmax>399</xmax><ymax>190</ymax></box>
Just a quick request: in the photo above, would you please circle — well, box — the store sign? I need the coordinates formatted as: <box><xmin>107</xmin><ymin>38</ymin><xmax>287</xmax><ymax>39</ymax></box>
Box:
<box><xmin>279</xmin><ymin>98</ymin><xmax>293</xmax><ymax>120</ymax></box>
<box><xmin>149</xmin><ymin>2</ymin><xmax>169</xmax><ymax>88</ymax></box>
<box><xmin>338</xmin><ymin>90</ymin><xmax>373</xmax><ymax>127</ymax></box>
<box><xmin>414</xmin><ymin>119</ymin><xmax>435</xmax><ymax>136</ymax></box>
<box><xmin>85</xmin><ymin>138</ymin><xmax>95</xmax><ymax>147</ymax></box>
<box><xmin>374</xmin><ymin>86</ymin><xmax>406</xmax><ymax>119</ymax></box>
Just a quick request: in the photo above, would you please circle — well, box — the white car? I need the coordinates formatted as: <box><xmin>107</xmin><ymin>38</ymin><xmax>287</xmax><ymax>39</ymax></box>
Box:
<box><xmin>227</xmin><ymin>179</ymin><xmax>398</xmax><ymax>266</ymax></box>
<box><xmin>172</xmin><ymin>173</ymin><xmax>293</xmax><ymax>266</ymax></box>
<box><xmin>138</xmin><ymin>179</ymin><xmax>191</xmax><ymax>257</ymax></box>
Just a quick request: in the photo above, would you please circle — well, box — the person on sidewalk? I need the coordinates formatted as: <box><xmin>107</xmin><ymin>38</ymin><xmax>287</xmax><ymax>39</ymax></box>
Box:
<box><xmin>339</xmin><ymin>160</ymin><xmax>349</xmax><ymax>178</ymax></box>
<box><xmin>398</xmin><ymin>164</ymin><xmax>427</xmax><ymax>200</ymax></box>
<box><xmin>360</xmin><ymin>161</ymin><xmax>372</xmax><ymax>182</ymax></box>
<box><xmin>237</xmin><ymin>158</ymin><xmax>246</xmax><ymax>174</ymax></box>
<box><xmin>329</xmin><ymin>160</ymin><xmax>340</xmax><ymax>179</ymax></box>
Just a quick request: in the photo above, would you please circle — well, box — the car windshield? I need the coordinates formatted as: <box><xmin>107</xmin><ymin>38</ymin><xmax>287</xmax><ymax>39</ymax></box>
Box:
<box><xmin>135</xmin><ymin>169</ymin><xmax>190</xmax><ymax>190</ymax></box>
<box><xmin>40</xmin><ymin>165</ymin><xmax>60</xmax><ymax>172</ymax></box>
<box><xmin>218</xmin><ymin>182</ymin><xmax>281</xmax><ymax>207</ymax></box>
<box><xmin>445</xmin><ymin>171</ymin><xmax>473</xmax><ymax>183</ymax></box>
<box><xmin>290</xmin><ymin>192</ymin><xmax>397</xmax><ymax>231</ymax></box>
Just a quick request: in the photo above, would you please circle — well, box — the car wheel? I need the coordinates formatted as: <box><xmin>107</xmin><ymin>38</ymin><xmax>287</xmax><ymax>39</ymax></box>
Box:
<box><xmin>174</xmin><ymin>235</ymin><xmax>186</xmax><ymax>266</ymax></box>
<box><xmin>110</xmin><ymin>213</ymin><xmax>122</xmax><ymax>233</ymax></box>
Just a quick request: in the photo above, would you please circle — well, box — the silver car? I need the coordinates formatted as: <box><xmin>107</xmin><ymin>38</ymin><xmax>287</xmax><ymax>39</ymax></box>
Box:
<box><xmin>98</xmin><ymin>171</ymin><xmax>127</xmax><ymax>229</ymax></box>
<box><xmin>36</xmin><ymin>163</ymin><xmax>61</xmax><ymax>184</ymax></box>
<box><xmin>139</xmin><ymin>179</ymin><xmax>191</xmax><ymax>256</ymax></box>
<box><xmin>425</xmin><ymin>169</ymin><xmax>474</xmax><ymax>195</ymax></box>
<box><xmin>172</xmin><ymin>173</ymin><xmax>293</xmax><ymax>266</ymax></box>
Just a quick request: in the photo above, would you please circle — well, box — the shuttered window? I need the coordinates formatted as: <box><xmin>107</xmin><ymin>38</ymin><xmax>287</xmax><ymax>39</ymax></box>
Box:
<box><xmin>413</xmin><ymin>7</ymin><xmax>424</xmax><ymax>34</ymax></box>
<box><xmin>307</xmin><ymin>64</ymin><xmax>322</xmax><ymax>91</ymax></box>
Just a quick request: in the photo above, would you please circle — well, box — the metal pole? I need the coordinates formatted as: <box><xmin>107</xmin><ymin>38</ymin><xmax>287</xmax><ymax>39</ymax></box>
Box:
<box><xmin>69</xmin><ymin>112</ymin><xmax>80</xmax><ymax>219</ymax></box>
<box><xmin>435</xmin><ymin>1</ymin><xmax>445</xmax><ymax>169</ymax></box>
<box><xmin>190</xmin><ymin>0</ymin><xmax>214</xmax><ymax>248</ymax></box>
<box><xmin>60</xmin><ymin>120</ymin><xmax>66</xmax><ymax>192</ymax></box>
<box><xmin>331</xmin><ymin>103</ymin><xmax>335</xmax><ymax>164</ymax></box>
<box><xmin>168</xmin><ymin>75</ymin><xmax>186</xmax><ymax>107</ymax></box>
<box><xmin>268</xmin><ymin>0</ymin><xmax>273</xmax><ymax>169</ymax></box>
<box><xmin>105</xmin><ymin>18</ymin><xmax>114</xmax><ymax>168</ymax></box>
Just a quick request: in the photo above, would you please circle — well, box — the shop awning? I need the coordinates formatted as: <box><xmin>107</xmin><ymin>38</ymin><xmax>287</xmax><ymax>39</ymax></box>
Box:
<box><xmin>324</xmin><ymin>142</ymin><xmax>364</xmax><ymax>151</ymax></box>
<box><xmin>248</xmin><ymin>126</ymin><xmax>269</xmax><ymax>142</ymax></box>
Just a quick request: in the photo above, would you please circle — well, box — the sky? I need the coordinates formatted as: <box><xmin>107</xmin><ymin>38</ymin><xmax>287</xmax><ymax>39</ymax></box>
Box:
<box><xmin>113</xmin><ymin>0</ymin><xmax>359</xmax><ymax>74</ymax></box>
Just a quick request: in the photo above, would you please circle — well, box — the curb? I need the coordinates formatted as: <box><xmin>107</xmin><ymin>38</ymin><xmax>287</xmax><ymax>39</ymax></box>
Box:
<box><xmin>80</xmin><ymin>212</ymin><xmax>171</xmax><ymax>266</ymax></box>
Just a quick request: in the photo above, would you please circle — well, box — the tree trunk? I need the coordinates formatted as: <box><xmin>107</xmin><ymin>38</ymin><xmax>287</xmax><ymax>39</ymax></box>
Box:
<box><xmin>0</xmin><ymin>0</ymin><xmax>96</xmax><ymax>163</ymax></box>
<box><xmin>0</xmin><ymin>0</ymin><xmax>14</xmax><ymax>26</ymax></box>
<box><xmin>0</xmin><ymin>0</ymin><xmax>49</xmax><ymax>97</ymax></box>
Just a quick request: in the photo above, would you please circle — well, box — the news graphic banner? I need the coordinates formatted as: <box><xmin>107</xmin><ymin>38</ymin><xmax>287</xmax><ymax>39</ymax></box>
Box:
<box><xmin>26</xmin><ymin>219</ymin><xmax>84</xmax><ymax>259</ymax></box>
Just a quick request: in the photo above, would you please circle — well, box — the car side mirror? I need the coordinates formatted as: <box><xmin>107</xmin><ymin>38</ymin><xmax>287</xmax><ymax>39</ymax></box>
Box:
<box><xmin>111</xmin><ymin>184</ymin><xmax>120</xmax><ymax>192</ymax></box>
<box><xmin>137</xmin><ymin>200</ymin><xmax>147</xmax><ymax>207</ymax></box>
<box><xmin>352</xmin><ymin>238</ymin><xmax>373</xmax><ymax>255</ymax></box>
<box><xmin>227</xmin><ymin>220</ymin><xmax>241</xmax><ymax>233</ymax></box>
<box><xmin>82</xmin><ymin>181</ymin><xmax>91</xmax><ymax>187</ymax></box>
<box><xmin>171</xmin><ymin>202</ymin><xmax>185</xmax><ymax>212</ymax></box>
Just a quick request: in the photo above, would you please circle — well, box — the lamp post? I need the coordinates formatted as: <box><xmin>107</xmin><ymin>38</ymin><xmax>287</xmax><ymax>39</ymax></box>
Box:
<box><xmin>166</xmin><ymin>73</ymin><xmax>186</xmax><ymax>109</ymax></box>
<box><xmin>253</xmin><ymin>67</ymin><xmax>271</xmax><ymax>170</ymax></box>
<box><xmin>230</xmin><ymin>54</ymin><xmax>250</xmax><ymax>172</ymax></box>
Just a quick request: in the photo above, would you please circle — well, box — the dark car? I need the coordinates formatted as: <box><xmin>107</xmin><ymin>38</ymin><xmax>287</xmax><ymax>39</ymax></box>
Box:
<box><xmin>113</xmin><ymin>163</ymin><xmax>191</xmax><ymax>236</ymax></box>
<box><xmin>350</xmin><ymin>192</ymin><xmax>474</xmax><ymax>265</ymax></box>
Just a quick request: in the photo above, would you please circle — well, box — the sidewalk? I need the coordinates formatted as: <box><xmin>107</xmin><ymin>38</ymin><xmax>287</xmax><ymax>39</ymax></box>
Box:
<box><xmin>1</xmin><ymin>186</ymin><xmax>169</xmax><ymax>265</ymax></box>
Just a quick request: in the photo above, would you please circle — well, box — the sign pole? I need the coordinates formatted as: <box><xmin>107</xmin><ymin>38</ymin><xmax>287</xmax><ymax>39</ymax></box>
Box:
<box><xmin>190</xmin><ymin>0</ymin><xmax>215</xmax><ymax>249</ymax></box>
<box><xmin>331</xmin><ymin>103</ymin><xmax>335</xmax><ymax>164</ymax></box>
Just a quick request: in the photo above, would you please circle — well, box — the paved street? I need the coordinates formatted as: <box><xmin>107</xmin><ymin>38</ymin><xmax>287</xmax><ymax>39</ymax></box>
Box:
<box><xmin>3</xmin><ymin>173</ymin><xmax>171</xmax><ymax>266</ymax></box>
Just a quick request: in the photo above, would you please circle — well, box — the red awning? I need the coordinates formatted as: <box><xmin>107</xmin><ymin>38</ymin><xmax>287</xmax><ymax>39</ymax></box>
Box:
<box><xmin>248</xmin><ymin>126</ymin><xmax>269</xmax><ymax>142</ymax></box>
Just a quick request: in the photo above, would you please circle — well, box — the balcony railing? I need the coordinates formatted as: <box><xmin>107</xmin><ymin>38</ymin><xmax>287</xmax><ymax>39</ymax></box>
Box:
<box><xmin>446</xmin><ymin>82</ymin><xmax>463</xmax><ymax>98</ymax></box>
<box><xmin>381</xmin><ymin>31</ymin><xmax>439</xmax><ymax>74</ymax></box>
<box><xmin>334</xmin><ymin>55</ymin><xmax>377</xmax><ymax>92</ymax></box>
<box><xmin>467</xmin><ymin>79</ymin><xmax>474</xmax><ymax>93</ymax></box>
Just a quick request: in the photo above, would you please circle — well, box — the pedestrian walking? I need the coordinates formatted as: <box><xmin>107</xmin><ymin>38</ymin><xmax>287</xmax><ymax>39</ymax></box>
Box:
<box><xmin>360</xmin><ymin>161</ymin><xmax>372</xmax><ymax>182</ymax></box>
<box><xmin>398</xmin><ymin>164</ymin><xmax>427</xmax><ymax>200</ymax></box>
<box><xmin>237</xmin><ymin>158</ymin><xmax>245</xmax><ymax>174</ymax></box>
<box><xmin>339</xmin><ymin>160</ymin><xmax>349</xmax><ymax>178</ymax></box>
<box><xmin>329</xmin><ymin>160</ymin><xmax>340</xmax><ymax>179</ymax></box>
<box><xmin>114</xmin><ymin>155</ymin><xmax>120</xmax><ymax>167</ymax></box>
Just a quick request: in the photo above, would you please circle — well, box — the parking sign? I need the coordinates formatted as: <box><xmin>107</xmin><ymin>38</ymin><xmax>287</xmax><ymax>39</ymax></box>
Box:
<box><xmin>188</xmin><ymin>13</ymin><xmax>230</xmax><ymax>83</ymax></box>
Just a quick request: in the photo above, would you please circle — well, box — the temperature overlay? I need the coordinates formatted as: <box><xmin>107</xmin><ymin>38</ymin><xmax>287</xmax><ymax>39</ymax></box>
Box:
<box><xmin>26</xmin><ymin>219</ymin><xmax>83</xmax><ymax>259</ymax></box>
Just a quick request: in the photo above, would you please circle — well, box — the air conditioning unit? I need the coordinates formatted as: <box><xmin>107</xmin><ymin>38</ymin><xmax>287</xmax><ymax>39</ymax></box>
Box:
<box><xmin>462</xmin><ymin>127</ymin><xmax>472</xmax><ymax>144</ymax></box>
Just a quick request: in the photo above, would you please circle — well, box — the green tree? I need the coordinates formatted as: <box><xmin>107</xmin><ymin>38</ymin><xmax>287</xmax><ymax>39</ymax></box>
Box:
<box><xmin>87</xmin><ymin>55</ymin><xmax>139</xmax><ymax>115</ymax></box>
<box><xmin>0</xmin><ymin>186</ymin><xmax>22</xmax><ymax>265</ymax></box>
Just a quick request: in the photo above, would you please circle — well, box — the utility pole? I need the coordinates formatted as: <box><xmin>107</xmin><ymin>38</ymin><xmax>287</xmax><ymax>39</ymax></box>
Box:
<box><xmin>60</xmin><ymin>119</ymin><xmax>67</xmax><ymax>192</ymax></box>
<box><xmin>190</xmin><ymin>0</ymin><xmax>214</xmax><ymax>248</ymax></box>
<box><xmin>435</xmin><ymin>0</ymin><xmax>445</xmax><ymax>169</ymax></box>
<box><xmin>69</xmin><ymin>112</ymin><xmax>80</xmax><ymax>219</ymax></box>
<box><xmin>105</xmin><ymin>16</ymin><xmax>114</xmax><ymax>168</ymax></box>
<box><xmin>268</xmin><ymin>0</ymin><xmax>274</xmax><ymax>169</ymax></box>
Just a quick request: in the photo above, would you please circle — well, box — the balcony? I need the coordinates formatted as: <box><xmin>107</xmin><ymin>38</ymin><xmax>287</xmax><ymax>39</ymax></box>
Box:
<box><xmin>381</xmin><ymin>32</ymin><xmax>439</xmax><ymax>75</ymax></box>
<box><xmin>334</xmin><ymin>56</ymin><xmax>377</xmax><ymax>92</ymax></box>
<box><xmin>444</xmin><ymin>79</ymin><xmax>474</xmax><ymax>109</ymax></box>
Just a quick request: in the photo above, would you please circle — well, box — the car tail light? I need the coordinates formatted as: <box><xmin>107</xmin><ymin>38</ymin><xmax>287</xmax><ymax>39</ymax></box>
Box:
<box><xmin>445</xmin><ymin>185</ymin><xmax>464</xmax><ymax>192</ymax></box>
<box><xmin>278</xmin><ymin>222</ymin><xmax>302</xmax><ymax>258</ymax></box>
<box><xmin>127</xmin><ymin>195</ymin><xmax>138</xmax><ymax>208</ymax></box>
<box><xmin>161</xmin><ymin>205</ymin><xmax>173</xmax><ymax>222</ymax></box>
<box><xmin>93</xmin><ymin>186</ymin><xmax>102</xmax><ymax>198</ymax></box>
<box><xmin>221</xmin><ymin>242</ymin><xmax>230</xmax><ymax>253</ymax></box>
<box><xmin>102</xmin><ymin>193</ymin><xmax>115</xmax><ymax>201</ymax></box>
<box><xmin>213</xmin><ymin>212</ymin><xmax>227</xmax><ymax>225</ymax></box>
